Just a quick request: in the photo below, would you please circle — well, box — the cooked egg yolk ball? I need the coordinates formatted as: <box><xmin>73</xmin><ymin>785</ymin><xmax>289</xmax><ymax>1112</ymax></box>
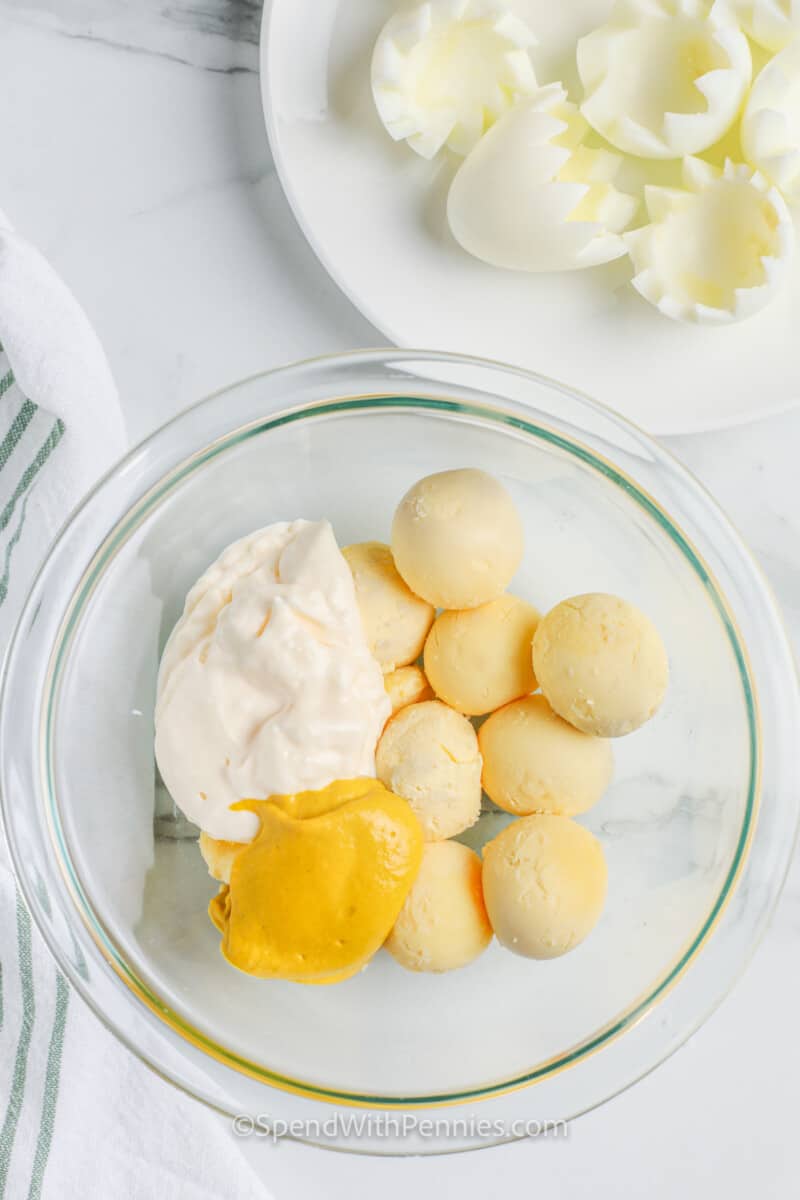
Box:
<box><xmin>386</xmin><ymin>841</ymin><xmax>492</xmax><ymax>972</ymax></box>
<box><xmin>208</xmin><ymin>778</ymin><xmax>423</xmax><ymax>983</ymax></box>
<box><xmin>384</xmin><ymin>664</ymin><xmax>434</xmax><ymax>715</ymax></box>
<box><xmin>391</xmin><ymin>468</ymin><xmax>524</xmax><ymax>609</ymax></box>
<box><xmin>424</xmin><ymin>594</ymin><xmax>540</xmax><ymax>715</ymax></box>
<box><xmin>482</xmin><ymin>814</ymin><xmax>607</xmax><ymax>959</ymax></box>
<box><xmin>376</xmin><ymin>700</ymin><xmax>482</xmax><ymax>841</ymax></box>
<box><xmin>478</xmin><ymin>695</ymin><xmax>613</xmax><ymax>816</ymax></box>
<box><xmin>199</xmin><ymin>831</ymin><xmax>243</xmax><ymax>884</ymax></box>
<box><xmin>532</xmin><ymin>593</ymin><xmax>669</xmax><ymax>737</ymax></box>
<box><xmin>343</xmin><ymin>541</ymin><xmax>435</xmax><ymax>672</ymax></box>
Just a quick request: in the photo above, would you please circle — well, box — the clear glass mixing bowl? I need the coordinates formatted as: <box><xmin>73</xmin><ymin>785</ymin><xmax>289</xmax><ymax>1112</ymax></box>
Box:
<box><xmin>1</xmin><ymin>351</ymin><xmax>798</xmax><ymax>1155</ymax></box>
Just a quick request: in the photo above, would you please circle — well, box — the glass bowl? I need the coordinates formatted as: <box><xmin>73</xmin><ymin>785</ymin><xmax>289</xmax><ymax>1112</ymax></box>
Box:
<box><xmin>2</xmin><ymin>351</ymin><xmax>798</xmax><ymax>1155</ymax></box>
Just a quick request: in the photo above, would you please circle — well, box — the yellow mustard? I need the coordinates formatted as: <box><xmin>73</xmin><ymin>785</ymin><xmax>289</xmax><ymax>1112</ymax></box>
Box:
<box><xmin>209</xmin><ymin>778</ymin><xmax>423</xmax><ymax>983</ymax></box>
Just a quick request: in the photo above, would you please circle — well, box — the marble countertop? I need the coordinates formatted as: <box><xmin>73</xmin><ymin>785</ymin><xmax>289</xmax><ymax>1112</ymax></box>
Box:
<box><xmin>2</xmin><ymin>2</ymin><xmax>797</xmax><ymax>1196</ymax></box>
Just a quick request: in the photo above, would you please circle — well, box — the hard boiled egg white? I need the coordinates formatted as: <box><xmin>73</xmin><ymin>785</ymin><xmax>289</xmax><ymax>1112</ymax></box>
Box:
<box><xmin>446</xmin><ymin>83</ymin><xmax>638</xmax><ymax>272</ymax></box>
<box><xmin>742</xmin><ymin>41</ymin><xmax>800</xmax><ymax>206</ymax></box>
<box><xmin>625</xmin><ymin>157</ymin><xmax>795</xmax><ymax>324</ymax></box>
<box><xmin>371</xmin><ymin>0</ymin><xmax>538</xmax><ymax>160</ymax></box>
<box><xmin>578</xmin><ymin>0</ymin><xmax>751</xmax><ymax>159</ymax></box>
<box><xmin>728</xmin><ymin>0</ymin><xmax>800</xmax><ymax>52</ymax></box>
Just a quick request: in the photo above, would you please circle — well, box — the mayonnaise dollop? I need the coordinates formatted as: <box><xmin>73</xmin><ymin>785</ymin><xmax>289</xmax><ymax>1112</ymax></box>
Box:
<box><xmin>155</xmin><ymin>520</ymin><xmax>391</xmax><ymax>842</ymax></box>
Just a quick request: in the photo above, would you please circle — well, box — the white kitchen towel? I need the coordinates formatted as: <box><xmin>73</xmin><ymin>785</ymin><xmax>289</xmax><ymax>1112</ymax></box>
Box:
<box><xmin>0</xmin><ymin>211</ymin><xmax>124</xmax><ymax>490</ymax></box>
<box><xmin>0</xmin><ymin>221</ymin><xmax>270</xmax><ymax>1199</ymax></box>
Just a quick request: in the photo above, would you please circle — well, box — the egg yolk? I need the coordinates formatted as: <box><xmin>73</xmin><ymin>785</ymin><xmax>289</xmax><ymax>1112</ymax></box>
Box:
<box><xmin>208</xmin><ymin>778</ymin><xmax>423</xmax><ymax>983</ymax></box>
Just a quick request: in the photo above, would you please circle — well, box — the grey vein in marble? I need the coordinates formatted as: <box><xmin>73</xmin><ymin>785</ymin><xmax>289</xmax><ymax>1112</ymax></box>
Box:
<box><xmin>1</xmin><ymin>0</ymin><xmax>261</xmax><ymax>71</ymax></box>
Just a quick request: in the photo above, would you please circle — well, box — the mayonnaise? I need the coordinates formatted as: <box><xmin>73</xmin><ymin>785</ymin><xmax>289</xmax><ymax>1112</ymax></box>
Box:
<box><xmin>155</xmin><ymin>520</ymin><xmax>390</xmax><ymax>842</ymax></box>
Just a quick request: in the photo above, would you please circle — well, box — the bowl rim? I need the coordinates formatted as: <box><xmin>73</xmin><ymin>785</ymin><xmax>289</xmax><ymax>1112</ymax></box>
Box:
<box><xmin>21</xmin><ymin>381</ymin><xmax>761</xmax><ymax>1107</ymax></box>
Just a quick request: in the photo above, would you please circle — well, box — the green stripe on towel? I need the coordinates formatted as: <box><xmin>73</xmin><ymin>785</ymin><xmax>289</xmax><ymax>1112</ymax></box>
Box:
<box><xmin>0</xmin><ymin>893</ymin><xmax>35</xmax><ymax>1198</ymax></box>
<box><xmin>0</xmin><ymin>493</ymin><xmax>33</xmax><ymax>610</ymax></box>
<box><xmin>0</xmin><ymin>400</ymin><xmax>37</xmax><ymax>472</ymax></box>
<box><xmin>0</xmin><ymin>417</ymin><xmax>64</xmax><ymax>559</ymax></box>
<box><xmin>26</xmin><ymin>974</ymin><xmax>69</xmax><ymax>1200</ymax></box>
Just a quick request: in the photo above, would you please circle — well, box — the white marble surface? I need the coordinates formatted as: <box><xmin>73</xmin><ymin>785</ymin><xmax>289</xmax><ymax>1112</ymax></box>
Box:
<box><xmin>1</xmin><ymin>2</ymin><xmax>798</xmax><ymax>1195</ymax></box>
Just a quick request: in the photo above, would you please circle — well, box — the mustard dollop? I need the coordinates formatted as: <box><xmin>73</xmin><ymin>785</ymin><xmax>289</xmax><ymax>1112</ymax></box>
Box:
<box><xmin>209</xmin><ymin>778</ymin><xmax>423</xmax><ymax>983</ymax></box>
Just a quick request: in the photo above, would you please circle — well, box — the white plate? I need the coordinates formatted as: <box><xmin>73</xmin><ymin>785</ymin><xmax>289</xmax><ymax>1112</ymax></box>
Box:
<box><xmin>261</xmin><ymin>0</ymin><xmax>800</xmax><ymax>435</ymax></box>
